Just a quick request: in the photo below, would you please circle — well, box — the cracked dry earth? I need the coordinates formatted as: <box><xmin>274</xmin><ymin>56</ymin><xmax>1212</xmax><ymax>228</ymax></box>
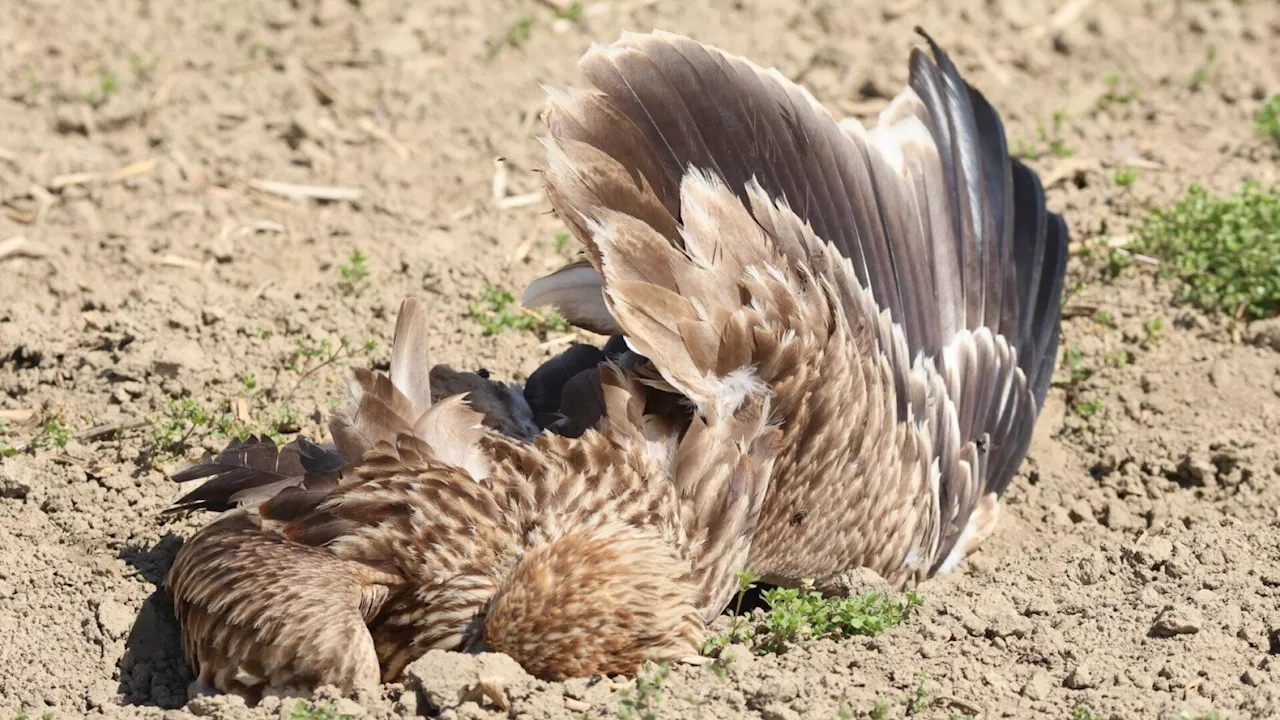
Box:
<box><xmin>2</xmin><ymin>0</ymin><xmax>1280</xmax><ymax>718</ymax></box>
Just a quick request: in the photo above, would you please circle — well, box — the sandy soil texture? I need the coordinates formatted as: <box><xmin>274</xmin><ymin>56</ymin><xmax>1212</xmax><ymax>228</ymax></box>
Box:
<box><xmin>3</xmin><ymin>0</ymin><xmax>1280</xmax><ymax>718</ymax></box>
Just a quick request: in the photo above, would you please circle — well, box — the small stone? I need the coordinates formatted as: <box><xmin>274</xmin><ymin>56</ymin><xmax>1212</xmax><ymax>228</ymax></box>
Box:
<box><xmin>1076</xmin><ymin>555</ymin><xmax>1107</xmax><ymax>585</ymax></box>
<box><xmin>0</xmin><ymin>460</ymin><xmax>34</xmax><ymax>500</ymax></box>
<box><xmin>1241</xmin><ymin>668</ymin><xmax>1266</xmax><ymax>687</ymax></box>
<box><xmin>749</xmin><ymin>676</ymin><xmax>801</xmax><ymax>707</ymax></box>
<box><xmin>1068</xmin><ymin>500</ymin><xmax>1094</xmax><ymax>524</ymax></box>
<box><xmin>1065</xmin><ymin>660</ymin><xmax>1100</xmax><ymax>689</ymax></box>
<box><xmin>1249</xmin><ymin>317</ymin><xmax>1280</xmax><ymax>351</ymax></box>
<box><xmin>759</xmin><ymin>704</ymin><xmax>800</xmax><ymax>720</ymax></box>
<box><xmin>404</xmin><ymin>650</ymin><xmax>531</xmax><ymax>713</ymax></box>
<box><xmin>1151</xmin><ymin>604</ymin><xmax>1203</xmax><ymax>636</ymax></box>
<box><xmin>720</xmin><ymin>643</ymin><xmax>756</xmax><ymax>677</ymax></box>
<box><xmin>1132</xmin><ymin>537</ymin><xmax>1174</xmax><ymax>569</ymax></box>
<box><xmin>564</xmin><ymin>699</ymin><xmax>590</xmax><ymax>712</ymax></box>
<box><xmin>1024</xmin><ymin>596</ymin><xmax>1057</xmax><ymax>616</ymax></box>
<box><xmin>960</xmin><ymin>610</ymin><xmax>989</xmax><ymax>637</ymax></box>
<box><xmin>1101</xmin><ymin>501</ymin><xmax>1142</xmax><ymax>531</ymax></box>
<box><xmin>97</xmin><ymin>599</ymin><xmax>134</xmax><ymax>641</ymax></box>
<box><xmin>201</xmin><ymin>307</ymin><xmax>226</xmax><ymax>326</ymax></box>
<box><xmin>332</xmin><ymin>698</ymin><xmax>365</xmax><ymax>717</ymax></box>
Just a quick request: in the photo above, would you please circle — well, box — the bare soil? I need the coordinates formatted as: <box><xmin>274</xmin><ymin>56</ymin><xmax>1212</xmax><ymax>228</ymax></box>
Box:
<box><xmin>2</xmin><ymin>0</ymin><xmax>1280</xmax><ymax>718</ymax></box>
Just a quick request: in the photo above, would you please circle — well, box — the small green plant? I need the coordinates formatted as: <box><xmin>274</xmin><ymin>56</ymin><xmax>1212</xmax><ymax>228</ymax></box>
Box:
<box><xmin>904</xmin><ymin>673</ymin><xmax>930</xmax><ymax>716</ymax></box>
<box><xmin>1133</xmin><ymin>183</ymin><xmax>1280</xmax><ymax>320</ymax></box>
<box><xmin>84</xmin><ymin>68</ymin><xmax>120</xmax><ymax>107</ymax></box>
<box><xmin>239</xmin><ymin>372</ymin><xmax>258</xmax><ymax>392</ymax></box>
<box><xmin>754</xmin><ymin>580</ymin><xmax>922</xmax><ymax>653</ymax></box>
<box><xmin>556</xmin><ymin>1</ymin><xmax>585</xmax><ymax>23</ymax></box>
<box><xmin>1112</xmin><ymin>168</ymin><xmax>1138</xmax><ymax>187</ymax></box>
<box><xmin>35</xmin><ymin>416</ymin><xmax>71</xmax><ymax>449</ymax></box>
<box><xmin>146</xmin><ymin>398</ymin><xmax>214</xmax><ymax>461</ymax></box>
<box><xmin>618</xmin><ymin>663</ymin><xmax>669</xmax><ymax>720</ymax></box>
<box><xmin>1097</xmin><ymin>72</ymin><xmax>1140</xmax><ymax>112</ymax></box>
<box><xmin>1189</xmin><ymin>46</ymin><xmax>1218</xmax><ymax>91</ymax></box>
<box><xmin>1257</xmin><ymin>94</ymin><xmax>1280</xmax><ymax>145</ymax></box>
<box><xmin>1053</xmin><ymin>346</ymin><xmax>1093</xmax><ymax>389</ymax></box>
<box><xmin>129</xmin><ymin>53</ymin><xmax>160</xmax><ymax>81</ymax></box>
<box><xmin>486</xmin><ymin>15</ymin><xmax>534</xmax><ymax>57</ymax></box>
<box><xmin>1174</xmin><ymin>712</ymin><xmax>1221</xmax><ymax>720</ymax></box>
<box><xmin>701</xmin><ymin>568</ymin><xmax>759</xmax><ymax>655</ymax></box>
<box><xmin>279</xmin><ymin>335</ymin><xmax>372</xmax><ymax>402</ymax></box>
<box><xmin>1142</xmin><ymin>317</ymin><xmax>1165</xmax><ymax>345</ymax></box>
<box><xmin>870</xmin><ymin>699</ymin><xmax>890</xmax><ymax>720</ymax></box>
<box><xmin>1072</xmin><ymin>706</ymin><xmax>1106</xmax><ymax>720</ymax></box>
<box><xmin>334</xmin><ymin>250</ymin><xmax>371</xmax><ymax>297</ymax></box>
<box><xmin>554</xmin><ymin>230</ymin><xmax>572</xmax><ymax>255</ymax></box>
<box><xmin>1103</xmin><ymin>350</ymin><xmax>1132</xmax><ymax>369</ymax></box>
<box><xmin>1073</xmin><ymin>398</ymin><xmax>1104</xmax><ymax>420</ymax></box>
<box><xmin>1094</xmin><ymin>310</ymin><xmax>1116</xmax><ymax>327</ymax></box>
<box><xmin>468</xmin><ymin>282</ymin><xmax>570</xmax><ymax>337</ymax></box>
<box><xmin>288</xmin><ymin>701</ymin><xmax>346</xmax><ymax>720</ymax></box>
<box><xmin>1014</xmin><ymin>112</ymin><xmax>1072</xmax><ymax>160</ymax></box>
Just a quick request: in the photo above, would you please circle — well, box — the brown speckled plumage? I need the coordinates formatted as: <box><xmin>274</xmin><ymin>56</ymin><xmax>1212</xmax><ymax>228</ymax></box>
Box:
<box><xmin>165</xmin><ymin>296</ymin><xmax>779</xmax><ymax>697</ymax></box>
<box><xmin>524</xmin><ymin>28</ymin><xmax>1068</xmax><ymax>591</ymax></box>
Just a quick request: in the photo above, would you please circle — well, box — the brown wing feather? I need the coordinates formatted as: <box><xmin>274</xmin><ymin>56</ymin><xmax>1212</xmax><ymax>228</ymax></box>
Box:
<box><xmin>165</xmin><ymin>511</ymin><xmax>401</xmax><ymax>700</ymax></box>
<box><xmin>533</xmin><ymin>29</ymin><xmax>1068</xmax><ymax>584</ymax></box>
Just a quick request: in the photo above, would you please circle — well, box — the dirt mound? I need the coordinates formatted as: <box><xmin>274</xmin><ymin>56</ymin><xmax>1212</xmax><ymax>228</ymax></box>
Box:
<box><xmin>1</xmin><ymin>0</ymin><xmax>1278</xmax><ymax>717</ymax></box>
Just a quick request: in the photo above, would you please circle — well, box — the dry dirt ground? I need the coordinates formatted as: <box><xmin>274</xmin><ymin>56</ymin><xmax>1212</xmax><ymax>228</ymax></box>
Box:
<box><xmin>2</xmin><ymin>0</ymin><xmax>1280</xmax><ymax>718</ymax></box>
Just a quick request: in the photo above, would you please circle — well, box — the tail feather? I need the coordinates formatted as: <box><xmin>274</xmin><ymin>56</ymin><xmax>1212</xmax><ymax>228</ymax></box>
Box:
<box><xmin>166</xmin><ymin>296</ymin><xmax>499</xmax><ymax>517</ymax></box>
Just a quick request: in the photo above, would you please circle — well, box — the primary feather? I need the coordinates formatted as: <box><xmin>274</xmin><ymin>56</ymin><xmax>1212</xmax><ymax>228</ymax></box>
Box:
<box><xmin>527</xmin><ymin>27</ymin><xmax>1068</xmax><ymax>588</ymax></box>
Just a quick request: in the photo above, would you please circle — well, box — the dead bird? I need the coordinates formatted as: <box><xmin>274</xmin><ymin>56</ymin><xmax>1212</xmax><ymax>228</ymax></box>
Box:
<box><xmin>522</xmin><ymin>27</ymin><xmax>1069</xmax><ymax>591</ymax></box>
<box><xmin>164</xmin><ymin>296</ymin><xmax>781</xmax><ymax>699</ymax></box>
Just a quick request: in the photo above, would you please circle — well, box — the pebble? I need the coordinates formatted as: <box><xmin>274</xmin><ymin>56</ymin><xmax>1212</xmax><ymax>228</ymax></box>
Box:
<box><xmin>1249</xmin><ymin>317</ymin><xmax>1280</xmax><ymax>351</ymax></box>
<box><xmin>1065</xmin><ymin>659</ymin><xmax>1100</xmax><ymax>689</ymax></box>
<box><xmin>1151</xmin><ymin>604</ymin><xmax>1203</xmax><ymax>636</ymax></box>
<box><xmin>96</xmin><ymin>598</ymin><xmax>134</xmax><ymax>640</ymax></box>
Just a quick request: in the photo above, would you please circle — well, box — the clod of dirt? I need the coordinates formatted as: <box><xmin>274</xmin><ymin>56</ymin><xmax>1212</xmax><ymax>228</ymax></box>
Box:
<box><xmin>403</xmin><ymin>650</ymin><xmax>533</xmax><ymax>715</ymax></box>
<box><xmin>1249</xmin><ymin>317</ymin><xmax>1280</xmax><ymax>351</ymax></box>
<box><xmin>1152</xmin><ymin>604</ymin><xmax>1205</xmax><ymax>636</ymax></box>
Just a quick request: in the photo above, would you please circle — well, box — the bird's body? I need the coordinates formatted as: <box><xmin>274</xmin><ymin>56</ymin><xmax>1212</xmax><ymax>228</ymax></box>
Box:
<box><xmin>164</xmin><ymin>27</ymin><xmax>1067</xmax><ymax>699</ymax></box>
<box><xmin>165</xmin><ymin>298</ymin><xmax>778</xmax><ymax>699</ymax></box>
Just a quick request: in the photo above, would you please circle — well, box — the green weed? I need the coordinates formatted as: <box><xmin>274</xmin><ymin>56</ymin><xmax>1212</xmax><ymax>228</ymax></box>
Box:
<box><xmin>870</xmin><ymin>699</ymin><xmax>890</xmax><ymax>720</ymax></box>
<box><xmin>1097</xmin><ymin>72</ymin><xmax>1140</xmax><ymax>112</ymax></box>
<box><xmin>1112</xmin><ymin>168</ymin><xmax>1138</xmax><ymax>187</ymax></box>
<box><xmin>1133</xmin><ymin>183</ymin><xmax>1280</xmax><ymax>320</ymax></box>
<box><xmin>755</xmin><ymin>580</ymin><xmax>922</xmax><ymax>653</ymax></box>
<box><xmin>618</xmin><ymin>663</ymin><xmax>669</xmax><ymax>720</ymax></box>
<box><xmin>700</xmin><ymin>569</ymin><xmax>760</xmax><ymax>655</ymax></box>
<box><xmin>556</xmin><ymin>1</ymin><xmax>585</xmax><ymax>23</ymax></box>
<box><xmin>84</xmin><ymin>68</ymin><xmax>120</xmax><ymax>107</ymax></box>
<box><xmin>554</xmin><ymin>231</ymin><xmax>572</xmax><ymax>255</ymax></box>
<box><xmin>1017</xmin><ymin>111</ymin><xmax>1073</xmax><ymax>160</ymax></box>
<box><xmin>1072</xmin><ymin>706</ymin><xmax>1106</xmax><ymax>720</ymax></box>
<box><xmin>333</xmin><ymin>249</ymin><xmax>371</xmax><ymax>297</ymax></box>
<box><xmin>904</xmin><ymin>672</ymin><xmax>930</xmax><ymax>715</ymax></box>
<box><xmin>1072</xmin><ymin>398</ymin><xmax>1105</xmax><ymax>420</ymax></box>
<box><xmin>288</xmin><ymin>701</ymin><xmax>348</xmax><ymax>720</ymax></box>
<box><xmin>35</xmin><ymin>416</ymin><xmax>71</xmax><ymax>449</ymax></box>
<box><xmin>468</xmin><ymin>282</ymin><xmax>570</xmax><ymax>337</ymax></box>
<box><xmin>1257</xmin><ymin>94</ymin><xmax>1280</xmax><ymax>145</ymax></box>
<box><xmin>1189</xmin><ymin>46</ymin><xmax>1218</xmax><ymax>91</ymax></box>
<box><xmin>486</xmin><ymin>16</ymin><xmax>534</xmax><ymax>57</ymax></box>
